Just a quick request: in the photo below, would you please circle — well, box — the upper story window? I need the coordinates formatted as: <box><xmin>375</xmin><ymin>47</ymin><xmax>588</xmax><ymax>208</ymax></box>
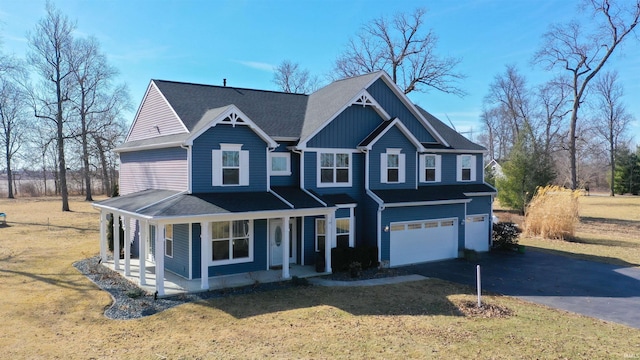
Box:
<box><xmin>212</xmin><ymin>144</ymin><xmax>249</xmax><ymax>186</ymax></box>
<box><xmin>380</xmin><ymin>149</ymin><xmax>405</xmax><ymax>183</ymax></box>
<box><xmin>419</xmin><ymin>154</ymin><xmax>441</xmax><ymax>183</ymax></box>
<box><xmin>318</xmin><ymin>151</ymin><xmax>351</xmax><ymax>187</ymax></box>
<box><xmin>270</xmin><ymin>152</ymin><xmax>291</xmax><ymax>176</ymax></box>
<box><xmin>457</xmin><ymin>154</ymin><xmax>476</xmax><ymax>182</ymax></box>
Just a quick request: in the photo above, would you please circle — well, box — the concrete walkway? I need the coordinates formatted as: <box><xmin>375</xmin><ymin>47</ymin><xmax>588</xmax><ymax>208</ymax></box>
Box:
<box><xmin>404</xmin><ymin>250</ymin><xmax>640</xmax><ymax>329</ymax></box>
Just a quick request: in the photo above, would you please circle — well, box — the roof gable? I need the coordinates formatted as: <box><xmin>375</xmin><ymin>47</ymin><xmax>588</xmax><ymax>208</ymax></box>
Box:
<box><xmin>153</xmin><ymin>80</ymin><xmax>308</xmax><ymax>139</ymax></box>
<box><xmin>358</xmin><ymin>118</ymin><xmax>425</xmax><ymax>151</ymax></box>
<box><xmin>126</xmin><ymin>81</ymin><xmax>188</xmax><ymax>142</ymax></box>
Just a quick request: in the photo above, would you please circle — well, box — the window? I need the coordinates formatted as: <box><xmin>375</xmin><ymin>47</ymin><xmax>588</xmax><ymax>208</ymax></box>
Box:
<box><xmin>315</xmin><ymin>218</ymin><xmax>326</xmax><ymax>252</ymax></box>
<box><xmin>165</xmin><ymin>224</ymin><xmax>173</xmax><ymax>258</ymax></box>
<box><xmin>457</xmin><ymin>154</ymin><xmax>476</xmax><ymax>182</ymax></box>
<box><xmin>380</xmin><ymin>149</ymin><xmax>405</xmax><ymax>184</ymax></box>
<box><xmin>211</xmin><ymin>220</ymin><xmax>252</xmax><ymax>265</ymax></box>
<box><xmin>419</xmin><ymin>154</ymin><xmax>441</xmax><ymax>183</ymax></box>
<box><xmin>318</xmin><ymin>152</ymin><xmax>351</xmax><ymax>187</ymax></box>
<box><xmin>270</xmin><ymin>152</ymin><xmax>291</xmax><ymax>176</ymax></box>
<box><xmin>212</xmin><ymin>144</ymin><xmax>249</xmax><ymax>186</ymax></box>
<box><xmin>336</xmin><ymin>218</ymin><xmax>351</xmax><ymax>248</ymax></box>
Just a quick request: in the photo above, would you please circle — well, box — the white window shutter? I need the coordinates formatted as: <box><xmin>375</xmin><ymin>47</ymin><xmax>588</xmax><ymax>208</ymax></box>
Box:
<box><xmin>398</xmin><ymin>153</ymin><xmax>406</xmax><ymax>183</ymax></box>
<box><xmin>435</xmin><ymin>155</ymin><xmax>442</xmax><ymax>182</ymax></box>
<box><xmin>456</xmin><ymin>155</ymin><xmax>462</xmax><ymax>182</ymax></box>
<box><xmin>380</xmin><ymin>153</ymin><xmax>387</xmax><ymax>183</ymax></box>
<box><xmin>240</xmin><ymin>150</ymin><xmax>250</xmax><ymax>186</ymax></box>
<box><xmin>212</xmin><ymin>150</ymin><xmax>222</xmax><ymax>186</ymax></box>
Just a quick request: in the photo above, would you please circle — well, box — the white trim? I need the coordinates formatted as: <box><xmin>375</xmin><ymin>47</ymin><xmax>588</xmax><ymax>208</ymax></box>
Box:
<box><xmin>317</xmin><ymin>151</ymin><xmax>353</xmax><ymax>188</ymax></box>
<box><xmin>164</xmin><ymin>224</ymin><xmax>174</xmax><ymax>258</ymax></box>
<box><xmin>368</xmin><ymin>72</ymin><xmax>450</xmax><ymax>147</ymax></box>
<box><xmin>457</xmin><ymin>154</ymin><xmax>476</xmax><ymax>182</ymax></box>
<box><xmin>315</xmin><ymin>218</ymin><xmax>327</xmax><ymax>252</ymax></box>
<box><xmin>358</xmin><ymin>118</ymin><xmax>426</xmax><ymax>152</ymax></box>
<box><xmin>213</xmin><ymin>144</ymin><xmax>249</xmax><ymax>187</ymax></box>
<box><xmin>381</xmin><ymin>149</ymin><xmax>406</xmax><ymax>184</ymax></box>
<box><xmin>419</xmin><ymin>154</ymin><xmax>442</xmax><ymax>183</ymax></box>
<box><xmin>188</xmin><ymin>223</ymin><xmax>193</xmax><ymax>280</ymax></box>
<box><xmin>185</xmin><ymin>105</ymin><xmax>278</xmax><ymax>148</ymax></box>
<box><xmin>384</xmin><ymin>199</ymin><xmax>472</xmax><ymax>208</ymax></box>
<box><xmin>423</xmin><ymin>148</ymin><xmax>487</xmax><ymax>154</ymax></box>
<box><xmin>114</xmin><ymin>140</ymin><xmax>185</xmax><ymax>153</ymax></box>
<box><xmin>335</xmin><ymin>217</ymin><xmax>353</xmax><ymax>248</ymax></box>
<box><xmin>208</xmin><ymin>220</ymin><xmax>254</xmax><ymax>266</ymax></box>
<box><xmin>351</xmin><ymin>89</ymin><xmax>391</xmax><ymax>120</ymax></box>
<box><xmin>270</xmin><ymin>152</ymin><xmax>291</xmax><ymax>176</ymax></box>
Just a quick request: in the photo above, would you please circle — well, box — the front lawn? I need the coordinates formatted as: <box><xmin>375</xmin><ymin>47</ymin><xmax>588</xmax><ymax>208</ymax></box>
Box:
<box><xmin>1</xmin><ymin>196</ymin><xmax>639</xmax><ymax>358</ymax></box>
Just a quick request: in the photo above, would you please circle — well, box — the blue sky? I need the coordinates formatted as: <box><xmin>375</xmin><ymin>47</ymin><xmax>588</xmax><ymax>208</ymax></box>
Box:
<box><xmin>1</xmin><ymin>0</ymin><xmax>639</xmax><ymax>144</ymax></box>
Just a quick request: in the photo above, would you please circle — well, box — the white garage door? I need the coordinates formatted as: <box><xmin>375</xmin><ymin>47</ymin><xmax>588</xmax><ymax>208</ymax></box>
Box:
<box><xmin>465</xmin><ymin>214</ymin><xmax>489</xmax><ymax>251</ymax></box>
<box><xmin>390</xmin><ymin>218</ymin><xmax>458</xmax><ymax>267</ymax></box>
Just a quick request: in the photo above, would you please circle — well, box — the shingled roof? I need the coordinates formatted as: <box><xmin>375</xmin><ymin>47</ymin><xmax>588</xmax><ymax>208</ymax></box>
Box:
<box><xmin>122</xmin><ymin>72</ymin><xmax>485</xmax><ymax>152</ymax></box>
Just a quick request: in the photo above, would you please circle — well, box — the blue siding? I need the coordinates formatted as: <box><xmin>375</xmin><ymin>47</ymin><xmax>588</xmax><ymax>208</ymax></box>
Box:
<box><xmin>360</xmin><ymin>195</ymin><xmax>380</xmax><ymax>248</ymax></box>
<box><xmin>165</xmin><ymin>224</ymin><xmax>189</xmax><ymax>278</ymax></box>
<box><xmin>369</xmin><ymin>125</ymin><xmax>418</xmax><ymax>190</ymax></box>
<box><xmin>380</xmin><ymin>204</ymin><xmax>466</xmax><ymax>261</ymax></box>
<box><xmin>303</xmin><ymin>216</ymin><xmax>318</xmax><ymax>265</ymax></box>
<box><xmin>307</xmin><ymin>105</ymin><xmax>383</xmax><ymax>148</ymax></box>
<box><xmin>335</xmin><ymin>208</ymin><xmax>350</xmax><ymax>218</ymax></box>
<box><xmin>191</xmin><ymin>223</ymin><xmax>201</xmax><ymax>279</ymax></box>
<box><xmin>191</xmin><ymin>124</ymin><xmax>268</xmax><ymax>193</ymax></box>
<box><xmin>467</xmin><ymin>195</ymin><xmax>492</xmax><ymax>215</ymax></box>
<box><xmin>441</xmin><ymin>153</ymin><xmax>458</xmax><ymax>184</ymax></box>
<box><xmin>367</xmin><ymin>79</ymin><xmax>436</xmax><ymax>143</ymax></box>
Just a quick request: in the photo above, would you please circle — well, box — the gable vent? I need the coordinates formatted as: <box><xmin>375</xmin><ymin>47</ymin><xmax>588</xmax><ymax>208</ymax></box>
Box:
<box><xmin>220</xmin><ymin>112</ymin><xmax>247</xmax><ymax>127</ymax></box>
<box><xmin>353</xmin><ymin>93</ymin><xmax>374</xmax><ymax>107</ymax></box>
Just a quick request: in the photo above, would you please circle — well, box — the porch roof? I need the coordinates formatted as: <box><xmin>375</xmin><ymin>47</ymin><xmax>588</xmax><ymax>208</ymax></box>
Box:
<box><xmin>372</xmin><ymin>183</ymin><xmax>496</xmax><ymax>205</ymax></box>
<box><xmin>94</xmin><ymin>188</ymin><xmax>330</xmax><ymax>218</ymax></box>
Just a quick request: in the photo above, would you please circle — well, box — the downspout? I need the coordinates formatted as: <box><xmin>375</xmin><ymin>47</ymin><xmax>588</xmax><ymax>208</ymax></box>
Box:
<box><xmin>292</xmin><ymin>147</ymin><xmax>326</xmax><ymax>205</ymax></box>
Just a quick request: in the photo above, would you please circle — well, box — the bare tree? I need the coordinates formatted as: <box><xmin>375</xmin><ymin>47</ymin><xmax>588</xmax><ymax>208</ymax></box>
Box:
<box><xmin>534</xmin><ymin>0</ymin><xmax>640</xmax><ymax>189</ymax></box>
<box><xmin>334</xmin><ymin>8</ymin><xmax>465</xmax><ymax>96</ymax></box>
<box><xmin>27</xmin><ymin>1</ymin><xmax>76</xmax><ymax>210</ymax></box>
<box><xmin>69</xmin><ymin>36</ymin><xmax>128</xmax><ymax>201</ymax></box>
<box><xmin>272</xmin><ymin>60</ymin><xmax>319</xmax><ymax>93</ymax></box>
<box><xmin>536</xmin><ymin>77</ymin><xmax>571</xmax><ymax>156</ymax></box>
<box><xmin>0</xmin><ymin>55</ymin><xmax>28</xmax><ymax>198</ymax></box>
<box><xmin>591</xmin><ymin>71</ymin><xmax>633</xmax><ymax>196</ymax></box>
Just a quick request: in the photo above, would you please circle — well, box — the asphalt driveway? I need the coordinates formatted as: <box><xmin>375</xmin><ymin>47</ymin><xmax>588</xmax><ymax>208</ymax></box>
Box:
<box><xmin>404</xmin><ymin>249</ymin><xmax>640</xmax><ymax>329</ymax></box>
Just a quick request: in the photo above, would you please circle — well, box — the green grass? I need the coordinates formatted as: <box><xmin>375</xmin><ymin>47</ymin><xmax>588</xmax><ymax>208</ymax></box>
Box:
<box><xmin>1</xmin><ymin>196</ymin><xmax>639</xmax><ymax>358</ymax></box>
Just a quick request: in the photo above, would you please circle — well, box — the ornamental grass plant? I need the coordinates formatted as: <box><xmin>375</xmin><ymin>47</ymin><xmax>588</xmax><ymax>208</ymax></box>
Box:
<box><xmin>523</xmin><ymin>185</ymin><xmax>581</xmax><ymax>240</ymax></box>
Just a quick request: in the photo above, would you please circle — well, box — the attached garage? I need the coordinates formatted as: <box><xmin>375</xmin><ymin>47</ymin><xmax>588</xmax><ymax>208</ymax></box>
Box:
<box><xmin>389</xmin><ymin>217</ymin><xmax>458</xmax><ymax>266</ymax></box>
<box><xmin>464</xmin><ymin>214</ymin><xmax>490</xmax><ymax>251</ymax></box>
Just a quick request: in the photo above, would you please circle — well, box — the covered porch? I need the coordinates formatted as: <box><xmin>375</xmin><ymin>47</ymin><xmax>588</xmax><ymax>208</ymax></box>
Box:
<box><xmin>101</xmin><ymin>257</ymin><xmax>326</xmax><ymax>297</ymax></box>
<box><xmin>93</xmin><ymin>189</ymin><xmax>337</xmax><ymax>297</ymax></box>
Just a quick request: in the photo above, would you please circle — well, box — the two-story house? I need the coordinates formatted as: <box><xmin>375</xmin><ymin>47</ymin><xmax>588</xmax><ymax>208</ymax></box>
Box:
<box><xmin>94</xmin><ymin>71</ymin><xmax>496</xmax><ymax>296</ymax></box>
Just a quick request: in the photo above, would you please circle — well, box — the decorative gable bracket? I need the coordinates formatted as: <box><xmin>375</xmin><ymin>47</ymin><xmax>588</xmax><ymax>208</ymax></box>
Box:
<box><xmin>350</xmin><ymin>90</ymin><xmax>391</xmax><ymax>121</ymax></box>
<box><xmin>220</xmin><ymin>112</ymin><xmax>247</xmax><ymax>127</ymax></box>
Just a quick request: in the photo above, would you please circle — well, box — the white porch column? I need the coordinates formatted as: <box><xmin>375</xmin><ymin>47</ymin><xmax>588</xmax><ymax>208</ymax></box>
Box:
<box><xmin>155</xmin><ymin>224</ymin><xmax>165</xmax><ymax>296</ymax></box>
<box><xmin>324</xmin><ymin>213</ymin><xmax>333</xmax><ymax>273</ymax></box>
<box><xmin>113</xmin><ymin>214</ymin><xmax>121</xmax><ymax>270</ymax></box>
<box><xmin>200</xmin><ymin>222</ymin><xmax>210</xmax><ymax>290</ymax></box>
<box><xmin>139</xmin><ymin>220</ymin><xmax>147</xmax><ymax>286</ymax></box>
<box><xmin>123</xmin><ymin>216</ymin><xmax>131</xmax><ymax>276</ymax></box>
<box><xmin>99</xmin><ymin>211</ymin><xmax>107</xmax><ymax>263</ymax></box>
<box><xmin>282</xmin><ymin>216</ymin><xmax>290</xmax><ymax>279</ymax></box>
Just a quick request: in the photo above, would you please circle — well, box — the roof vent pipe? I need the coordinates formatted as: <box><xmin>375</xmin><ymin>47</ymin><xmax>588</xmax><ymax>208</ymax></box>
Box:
<box><xmin>223</xmin><ymin>78</ymin><xmax>227</xmax><ymax>87</ymax></box>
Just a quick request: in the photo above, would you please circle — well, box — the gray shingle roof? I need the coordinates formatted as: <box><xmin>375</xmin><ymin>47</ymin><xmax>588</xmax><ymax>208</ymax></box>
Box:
<box><xmin>415</xmin><ymin>106</ymin><xmax>486</xmax><ymax>152</ymax></box>
<box><xmin>373</xmin><ymin>184</ymin><xmax>495</xmax><ymax>205</ymax></box>
<box><xmin>153</xmin><ymin>80</ymin><xmax>308</xmax><ymax>138</ymax></box>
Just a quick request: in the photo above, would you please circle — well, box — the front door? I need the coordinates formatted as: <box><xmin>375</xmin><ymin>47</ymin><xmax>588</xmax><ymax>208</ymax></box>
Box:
<box><xmin>269</xmin><ymin>218</ymin><xmax>296</xmax><ymax>267</ymax></box>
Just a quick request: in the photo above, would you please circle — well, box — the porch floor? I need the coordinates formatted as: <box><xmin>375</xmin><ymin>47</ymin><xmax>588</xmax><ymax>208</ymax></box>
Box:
<box><xmin>103</xmin><ymin>258</ymin><xmax>328</xmax><ymax>297</ymax></box>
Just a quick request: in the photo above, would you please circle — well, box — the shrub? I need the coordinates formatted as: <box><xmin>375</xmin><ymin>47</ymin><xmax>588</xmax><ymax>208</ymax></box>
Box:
<box><xmin>524</xmin><ymin>185</ymin><xmax>580</xmax><ymax>240</ymax></box>
<box><xmin>492</xmin><ymin>222</ymin><xmax>521</xmax><ymax>250</ymax></box>
<box><xmin>331</xmin><ymin>246</ymin><xmax>379</xmax><ymax>272</ymax></box>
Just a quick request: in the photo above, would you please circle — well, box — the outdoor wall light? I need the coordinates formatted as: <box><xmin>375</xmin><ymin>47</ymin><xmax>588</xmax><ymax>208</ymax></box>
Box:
<box><xmin>384</xmin><ymin>225</ymin><xmax>390</xmax><ymax>232</ymax></box>
<box><xmin>460</xmin><ymin>219</ymin><xmax>466</xmax><ymax>226</ymax></box>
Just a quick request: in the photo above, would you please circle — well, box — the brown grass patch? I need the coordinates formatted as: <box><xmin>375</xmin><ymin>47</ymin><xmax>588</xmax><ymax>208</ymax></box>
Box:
<box><xmin>1</xmin><ymin>196</ymin><xmax>640</xmax><ymax>359</ymax></box>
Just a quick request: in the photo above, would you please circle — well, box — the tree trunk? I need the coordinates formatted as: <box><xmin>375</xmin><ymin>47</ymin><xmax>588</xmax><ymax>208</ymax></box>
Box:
<box><xmin>5</xmin><ymin>139</ymin><xmax>14</xmax><ymax>198</ymax></box>
<box><xmin>569</xmin><ymin>99</ymin><xmax>579</xmax><ymax>190</ymax></box>
<box><xmin>81</xmin><ymin>98</ymin><xmax>93</xmax><ymax>201</ymax></box>
<box><xmin>610</xmin><ymin>130</ymin><xmax>615</xmax><ymax>197</ymax></box>
<box><xmin>93</xmin><ymin>135</ymin><xmax>110</xmax><ymax>195</ymax></box>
